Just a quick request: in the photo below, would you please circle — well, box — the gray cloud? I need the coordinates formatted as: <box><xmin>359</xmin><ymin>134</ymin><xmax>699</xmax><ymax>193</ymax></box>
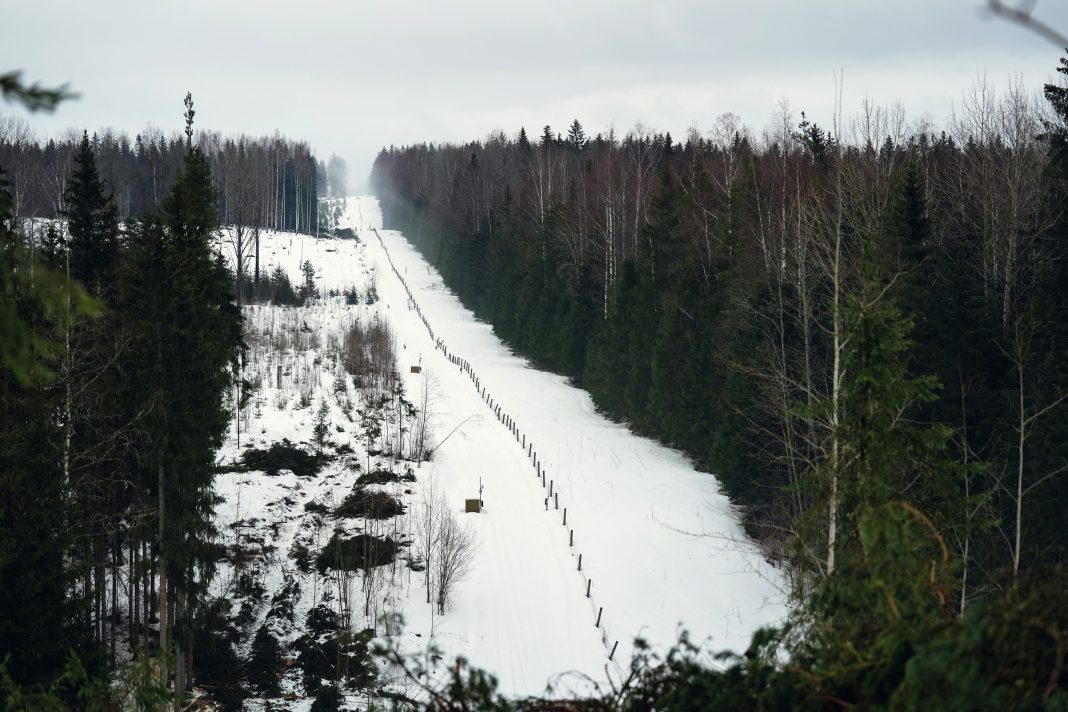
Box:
<box><xmin>5</xmin><ymin>0</ymin><xmax>1067</xmax><ymax>190</ymax></box>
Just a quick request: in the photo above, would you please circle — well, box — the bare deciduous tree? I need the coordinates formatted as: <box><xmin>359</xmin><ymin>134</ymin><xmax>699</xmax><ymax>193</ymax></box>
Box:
<box><xmin>411</xmin><ymin>371</ymin><xmax>440</xmax><ymax>463</ymax></box>
<box><xmin>434</xmin><ymin>506</ymin><xmax>477</xmax><ymax>616</ymax></box>
<box><xmin>413</xmin><ymin>476</ymin><xmax>443</xmax><ymax>607</ymax></box>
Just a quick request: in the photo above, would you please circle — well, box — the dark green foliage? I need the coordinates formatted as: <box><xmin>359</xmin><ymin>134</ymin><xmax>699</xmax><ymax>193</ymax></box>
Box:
<box><xmin>355</xmin><ymin>468</ymin><xmax>416</xmax><ymax>487</ymax></box>
<box><xmin>333</xmin><ymin>489</ymin><xmax>405</xmax><ymax>519</ymax></box>
<box><xmin>191</xmin><ymin>599</ymin><xmax>247</xmax><ymax>710</ymax></box>
<box><xmin>294</xmin><ymin>633</ymin><xmax>339</xmax><ymax>695</ymax></box>
<box><xmin>0</xmin><ymin>96</ymin><xmax>323</xmax><ymax>700</ymax></box>
<box><xmin>248</xmin><ymin>265</ymin><xmax>300</xmax><ymax>306</ymax></box>
<box><xmin>306</xmin><ymin>606</ymin><xmax>339</xmax><ymax>638</ymax></box>
<box><xmin>310</xmin><ymin>682</ymin><xmax>340</xmax><ymax>711</ymax></box>
<box><xmin>299</xmin><ymin>259</ymin><xmax>320</xmax><ymax>304</ymax></box>
<box><xmin>296</xmin><ymin>603</ymin><xmax>376</xmax><ymax>699</ymax></box>
<box><xmin>0</xmin><ymin>324</ymin><xmax>92</xmax><ymax>686</ymax></box>
<box><xmin>315</xmin><ymin>533</ymin><xmax>399</xmax><ymax>573</ymax></box>
<box><xmin>0</xmin><ymin>71</ymin><xmax>75</xmax><ymax>113</ymax></box>
<box><xmin>0</xmin><ymin>652</ymin><xmax>169</xmax><ymax>711</ymax></box>
<box><xmin>290</xmin><ymin>540</ymin><xmax>314</xmax><ymax>574</ymax></box>
<box><xmin>0</xmin><ymin>159</ymin><xmax>101</xmax><ymax>685</ymax></box>
<box><xmin>236</xmin><ymin>439</ymin><xmax>328</xmax><ymax>477</ymax></box>
<box><xmin>62</xmin><ymin>132</ymin><xmax>120</xmax><ymax>295</ymax></box>
<box><xmin>117</xmin><ymin>126</ymin><xmax>244</xmax><ymax>696</ymax></box>
<box><xmin>264</xmin><ymin>576</ymin><xmax>298</xmax><ymax>627</ymax></box>
<box><xmin>247</xmin><ymin>624</ymin><xmax>282</xmax><ymax>697</ymax></box>
<box><xmin>0</xmin><ymin>166</ymin><xmax>96</xmax><ymax>383</ymax></box>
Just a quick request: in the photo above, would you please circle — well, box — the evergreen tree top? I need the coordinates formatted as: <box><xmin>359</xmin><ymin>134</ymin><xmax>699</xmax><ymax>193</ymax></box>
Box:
<box><xmin>184</xmin><ymin>92</ymin><xmax>195</xmax><ymax>150</ymax></box>
<box><xmin>567</xmin><ymin>119</ymin><xmax>587</xmax><ymax>151</ymax></box>
<box><xmin>540</xmin><ymin>125</ymin><xmax>554</xmax><ymax>147</ymax></box>
<box><xmin>62</xmin><ymin>131</ymin><xmax>118</xmax><ymax>291</ymax></box>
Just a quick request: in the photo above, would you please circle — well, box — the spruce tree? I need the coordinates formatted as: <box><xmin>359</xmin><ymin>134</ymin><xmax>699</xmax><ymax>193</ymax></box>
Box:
<box><xmin>540</xmin><ymin>125</ymin><xmax>554</xmax><ymax>147</ymax></box>
<box><xmin>62</xmin><ymin>131</ymin><xmax>119</xmax><ymax>295</ymax></box>
<box><xmin>800</xmin><ymin>254</ymin><xmax>963</xmax><ymax>701</ymax></box>
<box><xmin>567</xmin><ymin>119</ymin><xmax>587</xmax><ymax>152</ymax></box>
<box><xmin>118</xmin><ymin>97</ymin><xmax>241</xmax><ymax>700</ymax></box>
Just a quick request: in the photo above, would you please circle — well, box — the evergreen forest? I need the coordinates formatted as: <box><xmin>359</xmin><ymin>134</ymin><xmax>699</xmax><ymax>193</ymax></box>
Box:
<box><xmin>369</xmin><ymin>64</ymin><xmax>1068</xmax><ymax>707</ymax></box>
<box><xmin>1</xmin><ymin>91</ymin><xmax>292</xmax><ymax>708</ymax></box>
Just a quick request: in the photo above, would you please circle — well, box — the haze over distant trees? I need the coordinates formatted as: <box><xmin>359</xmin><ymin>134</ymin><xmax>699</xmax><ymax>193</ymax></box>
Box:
<box><xmin>318</xmin><ymin>153</ymin><xmax>348</xmax><ymax>198</ymax></box>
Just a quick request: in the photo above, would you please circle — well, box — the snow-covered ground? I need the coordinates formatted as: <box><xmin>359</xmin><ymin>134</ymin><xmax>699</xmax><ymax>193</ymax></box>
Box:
<box><xmin>211</xmin><ymin>195</ymin><xmax>786</xmax><ymax>707</ymax></box>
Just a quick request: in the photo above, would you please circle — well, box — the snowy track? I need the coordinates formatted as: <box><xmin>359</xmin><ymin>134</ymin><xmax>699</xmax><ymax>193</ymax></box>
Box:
<box><xmin>353</xmin><ymin>197</ymin><xmax>786</xmax><ymax>669</ymax></box>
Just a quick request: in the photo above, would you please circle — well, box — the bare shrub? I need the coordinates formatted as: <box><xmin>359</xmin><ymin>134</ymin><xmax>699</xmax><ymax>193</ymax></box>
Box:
<box><xmin>342</xmin><ymin>316</ymin><xmax>398</xmax><ymax>393</ymax></box>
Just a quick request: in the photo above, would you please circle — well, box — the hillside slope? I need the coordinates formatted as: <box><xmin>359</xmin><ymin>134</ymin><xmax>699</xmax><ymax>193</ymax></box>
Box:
<box><xmin>211</xmin><ymin>195</ymin><xmax>785</xmax><ymax>707</ymax></box>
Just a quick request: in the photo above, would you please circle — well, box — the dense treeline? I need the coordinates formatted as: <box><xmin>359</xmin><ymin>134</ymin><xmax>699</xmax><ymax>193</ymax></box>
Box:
<box><xmin>0</xmin><ymin>97</ymin><xmax>242</xmax><ymax>706</ymax></box>
<box><xmin>371</xmin><ymin>67</ymin><xmax>1068</xmax><ymax>613</ymax></box>
<box><xmin>0</xmin><ymin>115</ymin><xmax>318</xmax><ymax>233</ymax></box>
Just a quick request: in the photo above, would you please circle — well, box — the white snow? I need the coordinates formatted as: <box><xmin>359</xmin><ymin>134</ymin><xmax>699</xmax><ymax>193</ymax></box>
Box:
<box><xmin>211</xmin><ymin>195</ymin><xmax>786</xmax><ymax>706</ymax></box>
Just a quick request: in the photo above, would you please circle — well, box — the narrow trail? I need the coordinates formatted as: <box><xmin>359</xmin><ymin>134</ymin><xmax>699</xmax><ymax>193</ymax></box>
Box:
<box><xmin>372</xmin><ymin>226</ymin><xmax>626</xmax><ymax>675</ymax></box>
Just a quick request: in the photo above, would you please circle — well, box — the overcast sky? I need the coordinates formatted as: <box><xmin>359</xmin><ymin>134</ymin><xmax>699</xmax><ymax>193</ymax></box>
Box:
<box><xmin>6</xmin><ymin>0</ymin><xmax>1068</xmax><ymax>191</ymax></box>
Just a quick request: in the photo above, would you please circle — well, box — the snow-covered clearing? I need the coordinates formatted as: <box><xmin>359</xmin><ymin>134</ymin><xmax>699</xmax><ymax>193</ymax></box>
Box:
<box><xmin>212</xmin><ymin>195</ymin><xmax>786</xmax><ymax>707</ymax></box>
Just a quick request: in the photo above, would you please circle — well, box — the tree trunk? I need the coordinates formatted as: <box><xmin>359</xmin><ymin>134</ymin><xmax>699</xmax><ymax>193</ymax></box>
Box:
<box><xmin>827</xmin><ymin>146</ymin><xmax>845</xmax><ymax>577</ymax></box>
<box><xmin>1015</xmin><ymin>357</ymin><xmax>1024</xmax><ymax>576</ymax></box>
<box><xmin>158</xmin><ymin>460</ymin><xmax>168</xmax><ymax>685</ymax></box>
<box><xmin>111</xmin><ymin>537</ymin><xmax>117</xmax><ymax>667</ymax></box>
<box><xmin>174</xmin><ymin>589</ymin><xmax>186</xmax><ymax>709</ymax></box>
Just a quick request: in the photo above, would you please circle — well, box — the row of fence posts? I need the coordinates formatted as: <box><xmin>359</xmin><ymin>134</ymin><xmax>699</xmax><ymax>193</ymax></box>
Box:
<box><xmin>372</xmin><ymin>227</ymin><xmax>622</xmax><ymax>668</ymax></box>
